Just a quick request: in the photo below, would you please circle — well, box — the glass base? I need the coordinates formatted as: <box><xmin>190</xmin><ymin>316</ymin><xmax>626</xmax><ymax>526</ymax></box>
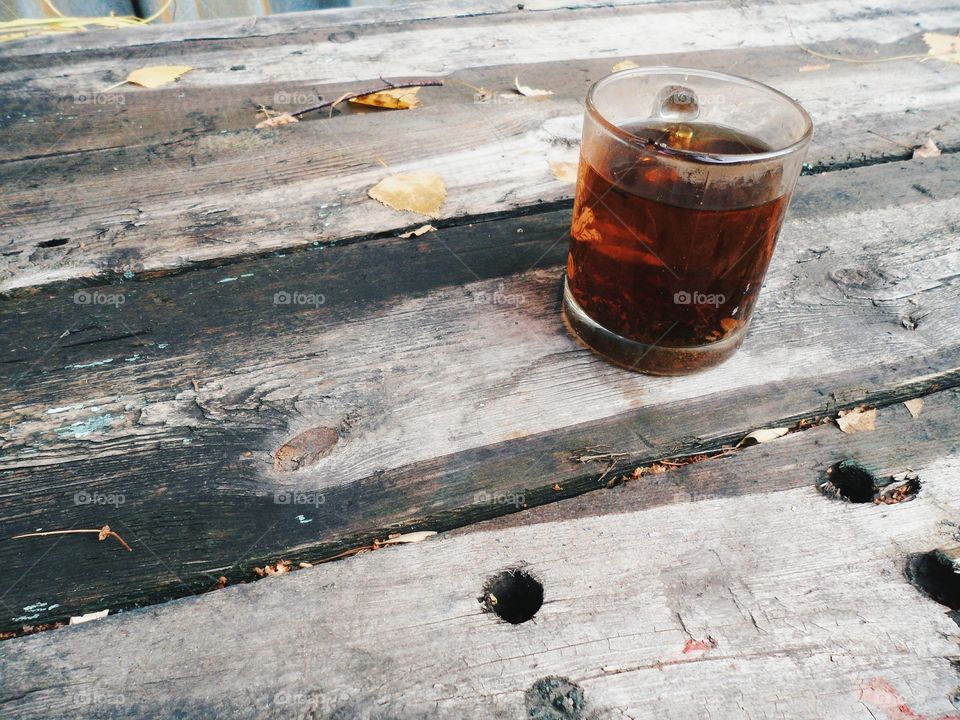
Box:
<box><xmin>561</xmin><ymin>278</ymin><xmax>746</xmax><ymax>375</ymax></box>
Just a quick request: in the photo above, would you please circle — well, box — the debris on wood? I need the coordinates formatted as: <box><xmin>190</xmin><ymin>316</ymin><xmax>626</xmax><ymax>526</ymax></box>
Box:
<box><xmin>903</xmin><ymin>398</ymin><xmax>924</xmax><ymax>418</ymax></box>
<box><xmin>12</xmin><ymin>524</ymin><xmax>132</xmax><ymax>552</ymax></box>
<box><xmin>912</xmin><ymin>138</ymin><xmax>941</xmax><ymax>159</ymax></box>
<box><xmin>549</xmin><ymin>160</ymin><xmax>578</xmax><ymax>183</ymax></box>
<box><xmin>212</xmin><ymin>576</ymin><xmax>228</xmax><ymax>590</ymax></box>
<box><xmin>836</xmin><ymin>406</ymin><xmax>877</xmax><ymax>434</ymax></box>
<box><xmin>552</xmin><ymin>484</ymin><xmax>562</xmax><ymax>492</ymax></box>
<box><xmin>924</xmin><ymin>32</ymin><xmax>960</xmax><ymax>64</ymax></box>
<box><xmin>103</xmin><ymin>65</ymin><xmax>192</xmax><ymax>91</ymax></box>
<box><xmin>368</xmin><ymin>172</ymin><xmax>447</xmax><ymax>218</ymax></box>
<box><xmin>69</xmin><ymin>609</ymin><xmax>109</xmax><ymax>625</ymax></box>
<box><xmin>254</xmin><ymin>559</ymin><xmax>293</xmax><ymax>577</ymax></box>
<box><xmin>682</xmin><ymin>636</ymin><xmax>718</xmax><ymax>653</ymax></box>
<box><xmin>875</xmin><ymin>472</ymin><xmax>920</xmax><ymax>505</ymax></box>
<box><xmin>256</xmin><ymin>112</ymin><xmax>299</xmax><ymax>129</ymax></box>
<box><xmin>288</xmin><ymin>80</ymin><xmax>442</xmax><ymax>118</ymax></box>
<box><xmin>737</xmin><ymin>427</ymin><xmax>789</xmax><ymax>447</ymax></box>
<box><xmin>398</xmin><ymin>224</ymin><xmax>437</xmax><ymax>238</ymax></box>
<box><xmin>612</xmin><ymin>60</ymin><xmax>640</xmax><ymax>72</ymax></box>
<box><xmin>514</xmin><ymin>77</ymin><xmax>553</xmax><ymax>97</ymax></box>
<box><xmin>379</xmin><ymin>531</ymin><xmax>437</xmax><ymax>545</ymax></box>
<box><xmin>350</xmin><ymin>86</ymin><xmax>421</xmax><ymax>110</ymax></box>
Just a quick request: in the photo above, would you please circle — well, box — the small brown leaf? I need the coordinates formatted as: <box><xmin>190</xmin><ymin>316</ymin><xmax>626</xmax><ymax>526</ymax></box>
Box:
<box><xmin>399</xmin><ymin>224</ymin><xmax>437</xmax><ymax>238</ymax></box>
<box><xmin>98</xmin><ymin>525</ymin><xmax>110</xmax><ymax>542</ymax></box>
<box><xmin>350</xmin><ymin>86</ymin><xmax>421</xmax><ymax>110</ymax></box>
<box><xmin>738</xmin><ymin>427</ymin><xmax>789</xmax><ymax>446</ymax></box>
<box><xmin>124</xmin><ymin>65</ymin><xmax>193</xmax><ymax>89</ymax></box>
<box><xmin>380</xmin><ymin>531</ymin><xmax>437</xmax><ymax>545</ymax></box>
<box><xmin>368</xmin><ymin>172</ymin><xmax>447</xmax><ymax>218</ymax></box>
<box><xmin>836</xmin><ymin>407</ymin><xmax>877</xmax><ymax>434</ymax></box>
<box><xmin>903</xmin><ymin>398</ymin><xmax>924</xmax><ymax>418</ymax></box>
<box><xmin>514</xmin><ymin>77</ymin><xmax>553</xmax><ymax>97</ymax></box>
<box><xmin>256</xmin><ymin>112</ymin><xmax>299</xmax><ymax>129</ymax></box>
<box><xmin>913</xmin><ymin>138</ymin><xmax>941</xmax><ymax>159</ymax></box>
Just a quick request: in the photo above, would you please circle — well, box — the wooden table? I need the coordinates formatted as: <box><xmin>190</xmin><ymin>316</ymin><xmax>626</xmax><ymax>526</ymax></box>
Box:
<box><xmin>2</xmin><ymin>1</ymin><xmax>960</xmax><ymax>717</ymax></box>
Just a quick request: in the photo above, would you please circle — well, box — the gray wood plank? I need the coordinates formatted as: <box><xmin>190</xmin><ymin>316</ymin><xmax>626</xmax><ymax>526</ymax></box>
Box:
<box><xmin>2</xmin><ymin>390</ymin><xmax>958</xmax><ymax>719</ymax></box>
<box><xmin>0</xmin><ymin>154</ymin><xmax>958</xmax><ymax>630</ymax></box>
<box><xmin>1</xmin><ymin>0</ymin><xmax>959</xmax><ymax>293</ymax></box>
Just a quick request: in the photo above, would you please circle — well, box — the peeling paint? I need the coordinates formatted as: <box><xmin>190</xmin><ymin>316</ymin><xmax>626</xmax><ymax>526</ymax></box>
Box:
<box><xmin>57</xmin><ymin>413</ymin><xmax>117</xmax><ymax>439</ymax></box>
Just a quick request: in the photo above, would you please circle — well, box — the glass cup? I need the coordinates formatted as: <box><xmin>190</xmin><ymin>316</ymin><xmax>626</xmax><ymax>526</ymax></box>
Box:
<box><xmin>562</xmin><ymin>67</ymin><xmax>812</xmax><ymax>374</ymax></box>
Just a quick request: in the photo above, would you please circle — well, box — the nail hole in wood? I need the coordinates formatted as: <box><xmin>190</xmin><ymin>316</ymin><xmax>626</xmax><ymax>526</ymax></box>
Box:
<box><xmin>819</xmin><ymin>460</ymin><xmax>920</xmax><ymax>504</ymax></box>
<box><xmin>480</xmin><ymin>567</ymin><xmax>543</xmax><ymax>624</ymax></box>
<box><xmin>820</xmin><ymin>460</ymin><xmax>877</xmax><ymax>503</ymax></box>
<box><xmin>906</xmin><ymin>551</ymin><xmax>960</xmax><ymax>616</ymax></box>
<box><xmin>37</xmin><ymin>238</ymin><xmax>68</xmax><ymax>248</ymax></box>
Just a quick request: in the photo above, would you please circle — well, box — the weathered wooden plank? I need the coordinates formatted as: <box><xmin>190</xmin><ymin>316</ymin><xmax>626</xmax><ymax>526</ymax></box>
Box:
<box><xmin>1</xmin><ymin>0</ymin><xmax>958</xmax><ymax>292</ymax></box>
<box><xmin>1</xmin><ymin>154</ymin><xmax>958</xmax><ymax>629</ymax></box>
<box><xmin>1</xmin><ymin>394</ymin><xmax>958</xmax><ymax>719</ymax></box>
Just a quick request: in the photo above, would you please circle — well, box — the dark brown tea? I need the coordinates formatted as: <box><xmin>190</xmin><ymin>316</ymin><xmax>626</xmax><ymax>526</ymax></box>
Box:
<box><xmin>566</xmin><ymin>121</ymin><xmax>788</xmax><ymax>367</ymax></box>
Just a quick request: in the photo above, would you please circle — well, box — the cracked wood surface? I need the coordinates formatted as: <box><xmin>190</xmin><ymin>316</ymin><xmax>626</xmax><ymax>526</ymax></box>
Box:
<box><xmin>1</xmin><ymin>392</ymin><xmax>959</xmax><ymax>719</ymax></box>
<box><xmin>1</xmin><ymin>154</ymin><xmax>958</xmax><ymax>630</ymax></box>
<box><xmin>1</xmin><ymin>0</ymin><xmax>960</xmax><ymax>292</ymax></box>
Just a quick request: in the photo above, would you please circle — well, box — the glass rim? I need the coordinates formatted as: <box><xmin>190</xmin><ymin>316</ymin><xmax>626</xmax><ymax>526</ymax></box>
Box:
<box><xmin>585</xmin><ymin>65</ymin><xmax>814</xmax><ymax>165</ymax></box>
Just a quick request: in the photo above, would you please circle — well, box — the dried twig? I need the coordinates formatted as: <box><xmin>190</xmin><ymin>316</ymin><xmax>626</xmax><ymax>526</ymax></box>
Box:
<box><xmin>290</xmin><ymin>80</ymin><xmax>444</xmax><ymax>118</ymax></box>
<box><xmin>13</xmin><ymin>525</ymin><xmax>132</xmax><ymax>552</ymax></box>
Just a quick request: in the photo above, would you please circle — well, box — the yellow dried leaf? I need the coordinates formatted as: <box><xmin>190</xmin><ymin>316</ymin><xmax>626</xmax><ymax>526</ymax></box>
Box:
<box><xmin>903</xmin><ymin>398</ymin><xmax>923</xmax><ymax>418</ymax></box>
<box><xmin>836</xmin><ymin>407</ymin><xmax>877</xmax><ymax>434</ymax></box>
<box><xmin>913</xmin><ymin>138</ymin><xmax>941</xmax><ymax>159</ymax></box>
<box><xmin>381</xmin><ymin>531</ymin><xmax>437</xmax><ymax>545</ymax></box>
<box><xmin>799</xmin><ymin>63</ymin><xmax>830</xmax><ymax>72</ymax></box>
<box><xmin>350</xmin><ymin>86</ymin><xmax>421</xmax><ymax>110</ymax></box>
<box><xmin>399</xmin><ymin>224</ymin><xmax>437</xmax><ymax>238</ymax></box>
<box><xmin>612</xmin><ymin>60</ymin><xmax>639</xmax><ymax>72</ymax></box>
<box><xmin>549</xmin><ymin>160</ymin><xmax>578</xmax><ymax>183</ymax></box>
<box><xmin>368</xmin><ymin>172</ymin><xmax>446</xmax><ymax>218</ymax></box>
<box><xmin>256</xmin><ymin>112</ymin><xmax>299</xmax><ymax>129</ymax></box>
<box><xmin>924</xmin><ymin>32</ymin><xmax>960</xmax><ymax>64</ymax></box>
<box><xmin>514</xmin><ymin>77</ymin><xmax>553</xmax><ymax>97</ymax></box>
<box><xmin>125</xmin><ymin>65</ymin><xmax>193</xmax><ymax>89</ymax></box>
<box><xmin>738</xmin><ymin>427</ymin><xmax>789</xmax><ymax>446</ymax></box>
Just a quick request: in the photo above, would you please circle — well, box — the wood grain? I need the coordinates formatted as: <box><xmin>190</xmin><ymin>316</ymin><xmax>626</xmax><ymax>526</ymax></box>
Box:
<box><xmin>2</xmin><ymin>392</ymin><xmax>958</xmax><ymax>719</ymax></box>
<box><xmin>1</xmin><ymin>154</ymin><xmax>958</xmax><ymax>630</ymax></box>
<box><xmin>1</xmin><ymin>0</ymin><xmax>959</xmax><ymax>292</ymax></box>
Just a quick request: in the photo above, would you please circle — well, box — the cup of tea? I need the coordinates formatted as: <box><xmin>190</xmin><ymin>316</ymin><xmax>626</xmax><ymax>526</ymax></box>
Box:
<box><xmin>562</xmin><ymin>67</ymin><xmax>813</xmax><ymax>374</ymax></box>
